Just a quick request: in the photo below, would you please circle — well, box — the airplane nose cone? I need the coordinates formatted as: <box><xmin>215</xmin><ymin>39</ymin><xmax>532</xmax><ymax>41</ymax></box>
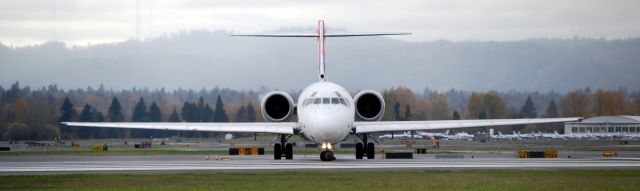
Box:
<box><xmin>306</xmin><ymin>111</ymin><xmax>349</xmax><ymax>143</ymax></box>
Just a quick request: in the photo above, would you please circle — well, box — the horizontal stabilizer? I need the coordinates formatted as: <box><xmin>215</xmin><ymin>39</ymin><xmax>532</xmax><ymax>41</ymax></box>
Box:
<box><xmin>231</xmin><ymin>20</ymin><xmax>411</xmax><ymax>81</ymax></box>
<box><xmin>231</xmin><ymin>32</ymin><xmax>411</xmax><ymax>38</ymax></box>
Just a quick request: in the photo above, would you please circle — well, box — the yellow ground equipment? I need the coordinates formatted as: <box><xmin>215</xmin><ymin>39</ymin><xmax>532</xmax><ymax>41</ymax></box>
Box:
<box><xmin>517</xmin><ymin>150</ymin><xmax>558</xmax><ymax>158</ymax></box>
<box><xmin>91</xmin><ymin>145</ymin><xmax>108</xmax><ymax>152</ymax></box>
<box><xmin>602</xmin><ymin>151</ymin><xmax>617</xmax><ymax>157</ymax></box>
<box><xmin>228</xmin><ymin>148</ymin><xmax>265</xmax><ymax>156</ymax></box>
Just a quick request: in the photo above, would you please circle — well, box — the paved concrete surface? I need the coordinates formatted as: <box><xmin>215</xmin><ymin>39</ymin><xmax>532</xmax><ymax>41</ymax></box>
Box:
<box><xmin>2</xmin><ymin>153</ymin><xmax>640</xmax><ymax>175</ymax></box>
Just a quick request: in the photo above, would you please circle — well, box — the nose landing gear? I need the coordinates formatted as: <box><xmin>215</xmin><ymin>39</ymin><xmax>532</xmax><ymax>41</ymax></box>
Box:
<box><xmin>319</xmin><ymin>142</ymin><xmax>336</xmax><ymax>161</ymax></box>
<box><xmin>320</xmin><ymin>150</ymin><xmax>335</xmax><ymax>161</ymax></box>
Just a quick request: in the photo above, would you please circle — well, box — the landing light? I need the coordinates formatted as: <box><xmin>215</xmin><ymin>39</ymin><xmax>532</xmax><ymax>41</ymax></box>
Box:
<box><xmin>327</xmin><ymin>143</ymin><xmax>332</xmax><ymax>149</ymax></box>
<box><xmin>321</xmin><ymin>143</ymin><xmax>327</xmax><ymax>149</ymax></box>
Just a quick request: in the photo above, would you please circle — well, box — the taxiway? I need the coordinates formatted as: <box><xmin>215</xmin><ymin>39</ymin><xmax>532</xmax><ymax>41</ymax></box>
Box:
<box><xmin>2</xmin><ymin>155</ymin><xmax>640</xmax><ymax>175</ymax></box>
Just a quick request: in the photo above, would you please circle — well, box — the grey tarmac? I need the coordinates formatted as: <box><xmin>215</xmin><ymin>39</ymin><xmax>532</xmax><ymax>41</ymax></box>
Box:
<box><xmin>2</xmin><ymin>154</ymin><xmax>640</xmax><ymax>175</ymax></box>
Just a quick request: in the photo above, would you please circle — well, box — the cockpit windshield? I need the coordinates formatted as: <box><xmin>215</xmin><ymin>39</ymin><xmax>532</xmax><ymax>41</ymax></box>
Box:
<box><xmin>304</xmin><ymin>97</ymin><xmax>349</xmax><ymax>106</ymax></box>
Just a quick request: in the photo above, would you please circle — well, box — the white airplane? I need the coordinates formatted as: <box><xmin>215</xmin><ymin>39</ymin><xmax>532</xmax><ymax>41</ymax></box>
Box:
<box><xmin>578</xmin><ymin>131</ymin><xmax>603</xmax><ymax>140</ymax></box>
<box><xmin>447</xmin><ymin>132</ymin><xmax>474</xmax><ymax>141</ymax></box>
<box><xmin>574</xmin><ymin>131</ymin><xmax>600</xmax><ymax>140</ymax></box>
<box><xmin>492</xmin><ymin>132</ymin><xmax>510</xmax><ymax>140</ymax></box>
<box><xmin>416</xmin><ymin>130</ymin><xmax>450</xmax><ymax>140</ymax></box>
<box><xmin>500</xmin><ymin>131</ymin><xmax>523</xmax><ymax>140</ymax></box>
<box><xmin>626</xmin><ymin>134</ymin><xmax>640</xmax><ymax>140</ymax></box>
<box><xmin>62</xmin><ymin>20</ymin><xmax>581</xmax><ymax>161</ymax></box>
<box><xmin>518</xmin><ymin>131</ymin><xmax>538</xmax><ymax>140</ymax></box>
<box><xmin>538</xmin><ymin>131</ymin><xmax>566</xmax><ymax>140</ymax></box>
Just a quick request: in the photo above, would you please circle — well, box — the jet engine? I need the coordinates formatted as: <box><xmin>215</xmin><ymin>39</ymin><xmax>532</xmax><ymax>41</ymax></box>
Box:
<box><xmin>353</xmin><ymin>90</ymin><xmax>385</xmax><ymax>121</ymax></box>
<box><xmin>261</xmin><ymin>91</ymin><xmax>295</xmax><ymax>122</ymax></box>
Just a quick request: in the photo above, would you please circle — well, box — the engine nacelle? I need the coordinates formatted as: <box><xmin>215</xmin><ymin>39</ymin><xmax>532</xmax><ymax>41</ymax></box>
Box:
<box><xmin>353</xmin><ymin>90</ymin><xmax>385</xmax><ymax>121</ymax></box>
<box><xmin>261</xmin><ymin>91</ymin><xmax>295</xmax><ymax>122</ymax></box>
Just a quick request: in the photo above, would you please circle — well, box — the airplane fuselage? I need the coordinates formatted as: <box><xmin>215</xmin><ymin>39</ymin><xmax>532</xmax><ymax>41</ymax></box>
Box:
<box><xmin>297</xmin><ymin>81</ymin><xmax>355</xmax><ymax>144</ymax></box>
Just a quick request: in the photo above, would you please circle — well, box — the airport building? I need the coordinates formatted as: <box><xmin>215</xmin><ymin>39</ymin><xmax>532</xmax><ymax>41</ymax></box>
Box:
<box><xmin>564</xmin><ymin>116</ymin><xmax>640</xmax><ymax>134</ymax></box>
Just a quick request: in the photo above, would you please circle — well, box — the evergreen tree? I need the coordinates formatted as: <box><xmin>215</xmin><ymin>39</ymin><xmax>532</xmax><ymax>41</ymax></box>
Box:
<box><xmin>213</xmin><ymin>95</ymin><xmax>229</xmax><ymax>122</ymax></box>
<box><xmin>197</xmin><ymin>97</ymin><xmax>206</xmax><ymax>121</ymax></box>
<box><xmin>181</xmin><ymin>102</ymin><xmax>197</xmax><ymax>122</ymax></box>
<box><xmin>106</xmin><ymin>97</ymin><xmax>123</xmax><ymax>138</ymax></box>
<box><xmin>236</xmin><ymin>105</ymin><xmax>247</xmax><ymax>122</ymax></box>
<box><xmin>2</xmin><ymin>81</ymin><xmax>22</xmax><ymax>102</ymax></box>
<box><xmin>180</xmin><ymin>102</ymin><xmax>190</xmax><ymax>122</ymax></box>
<box><xmin>78</xmin><ymin>104</ymin><xmax>96</xmax><ymax>138</ymax></box>
<box><xmin>452</xmin><ymin>110</ymin><xmax>461</xmax><ymax>120</ymax></box>
<box><xmin>168</xmin><ymin>107</ymin><xmax>181</xmax><ymax>122</ymax></box>
<box><xmin>58</xmin><ymin>97</ymin><xmax>76</xmax><ymax>138</ymax></box>
<box><xmin>131</xmin><ymin>97</ymin><xmax>150</xmax><ymax>138</ymax></box>
<box><xmin>203</xmin><ymin>103</ymin><xmax>214</xmax><ymax>122</ymax></box>
<box><xmin>393</xmin><ymin>102</ymin><xmax>401</xmax><ymax>121</ymax></box>
<box><xmin>247</xmin><ymin>102</ymin><xmax>257</xmax><ymax>122</ymax></box>
<box><xmin>478</xmin><ymin>112</ymin><xmax>487</xmax><ymax>119</ymax></box>
<box><xmin>167</xmin><ymin>106</ymin><xmax>181</xmax><ymax>138</ymax></box>
<box><xmin>95</xmin><ymin>112</ymin><xmax>105</xmax><ymax>122</ymax></box>
<box><xmin>544</xmin><ymin>100</ymin><xmax>562</xmax><ymax>132</ymax></box>
<box><xmin>520</xmin><ymin>95</ymin><xmax>537</xmax><ymax>118</ymax></box>
<box><xmin>545</xmin><ymin>100</ymin><xmax>559</xmax><ymax>118</ymax></box>
<box><xmin>79</xmin><ymin>104</ymin><xmax>96</xmax><ymax>122</ymax></box>
<box><xmin>403</xmin><ymin>104</ymin><xmax>412</xmax><ymax>121</ymax></box>
<box><xmin>93</xmin><ymin>110</ymin><xmax>106</xmax><ymax>138</ymax></box>
<box><xmin>148</xmin><ymin>102</ymin><xmax>163</xmax><ymax>122</ymax></box>
<box><xmin>131</xmin><ymin>97</ymin><xmax>149</xmax><ymax>122</ymax></box>
<box><xmin>148</xmin><ymin>101</ymin><xmax>164</xmax><ymax>137</ymax></box>
<box><xmin>108</xmin><ymin>97</ymin><xmax>124</xmax><ymax>122</ymax></box>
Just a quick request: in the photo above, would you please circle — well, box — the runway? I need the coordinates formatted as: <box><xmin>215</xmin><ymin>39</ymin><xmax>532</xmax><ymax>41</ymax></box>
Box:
<box><xmin>2</xmin><ymin>155</ymin><xmax>640</xmax><ymax>175</ymax></box>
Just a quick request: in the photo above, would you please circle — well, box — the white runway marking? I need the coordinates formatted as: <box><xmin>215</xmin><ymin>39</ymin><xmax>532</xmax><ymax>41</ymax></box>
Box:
<box><xmin>2</xmin><ymin>156</ymin><xmax>640</xmax><ymax>174</ymax></box>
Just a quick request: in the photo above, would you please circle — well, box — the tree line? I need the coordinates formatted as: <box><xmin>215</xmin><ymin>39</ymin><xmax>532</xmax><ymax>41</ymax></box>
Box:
<box><xmin>1</xmin><ymin>82</ymin><xmax>639</xmax><ymax>140</ymax></box>
<box><xmin>381</xmin><ymin>87</ymin><xmax>640</xmax><ymax>133</ymax></box>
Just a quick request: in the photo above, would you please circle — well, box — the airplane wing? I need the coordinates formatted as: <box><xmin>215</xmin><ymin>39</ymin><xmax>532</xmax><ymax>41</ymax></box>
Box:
<box><xmin>354</xmin><ymin>117</ymin><xmax>581</xmax><ymax>133</ymax></box>
<box><xmin>61</xmin><ymin>122</ymin><xmax>296</xmax><ymax>134</ymax></box>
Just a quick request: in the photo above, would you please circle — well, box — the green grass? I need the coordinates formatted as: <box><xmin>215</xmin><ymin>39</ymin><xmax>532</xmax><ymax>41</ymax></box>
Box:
<box><xmin>1</xmin><ymin>170</ymin><xmax>639</xmax><ymax>190</ymax></box>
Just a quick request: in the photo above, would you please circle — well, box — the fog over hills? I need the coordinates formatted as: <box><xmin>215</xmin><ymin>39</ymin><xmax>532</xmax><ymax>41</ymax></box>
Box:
<box><xmin>1</xmin><ymin>30</ymin><xmax>639</xmax><ymax>92</ymax></box>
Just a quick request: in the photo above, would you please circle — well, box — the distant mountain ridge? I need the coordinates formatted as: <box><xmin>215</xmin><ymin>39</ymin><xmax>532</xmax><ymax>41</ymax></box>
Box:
<box><xmin>1</xmin><ymin>30</ymin><xmax>638</xmax><ymax>92</ymax></box>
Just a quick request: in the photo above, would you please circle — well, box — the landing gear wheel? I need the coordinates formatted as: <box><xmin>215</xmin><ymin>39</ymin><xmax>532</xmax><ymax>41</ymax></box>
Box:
<box><xmin>366</xmin><ymin>143</ymin><xmax>375</xmax><ymax>159</ymax></box>
<box><xmin>274</xmin><ymin>143</ymin><xmax>282</xmax><ymax>160</ymax></box>
<box><xmin>285</xmin><ymin>143</ymin><xmax>293</xmax><ymax>160</ymax></box>
<box><xmin>355</xmin><ymin>143</ymin><xmax>364</xmax><ymax>159</ymax></box>
<box><xmin>320</xmin><ymin>151</ymin><xmax>335</xmax><ymax>161</ymax></box>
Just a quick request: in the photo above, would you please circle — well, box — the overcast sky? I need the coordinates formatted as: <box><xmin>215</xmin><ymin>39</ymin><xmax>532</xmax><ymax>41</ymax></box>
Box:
<box><xmin>1</xmin><ymin>0</ymin><xmax>639</xmax><ymax>47</ymax></box>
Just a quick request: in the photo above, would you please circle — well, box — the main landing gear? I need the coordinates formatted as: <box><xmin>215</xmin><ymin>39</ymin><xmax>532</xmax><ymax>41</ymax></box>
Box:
<box><xmin>274</xmin><ymin>134</ymin><xmax>293</xmax><ymax>160</ymax></box>
<box><xmin>355</xmin><ymin>133</ymin><xmax>375</xmax><ymax>159</ymax></box>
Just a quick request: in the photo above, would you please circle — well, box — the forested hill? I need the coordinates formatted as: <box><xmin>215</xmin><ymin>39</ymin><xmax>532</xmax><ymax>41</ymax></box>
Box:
<box><xmin>1</xmin><ymin>30</ymin><xmax>639</xmax><ymax>92</ymax></box>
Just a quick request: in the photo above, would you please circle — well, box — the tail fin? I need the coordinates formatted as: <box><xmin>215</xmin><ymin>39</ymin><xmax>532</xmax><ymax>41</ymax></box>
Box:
<box><xmin>231</xmin><ymin>20</ymin><xmax>410</xmax><ymax>80</ymax></box>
